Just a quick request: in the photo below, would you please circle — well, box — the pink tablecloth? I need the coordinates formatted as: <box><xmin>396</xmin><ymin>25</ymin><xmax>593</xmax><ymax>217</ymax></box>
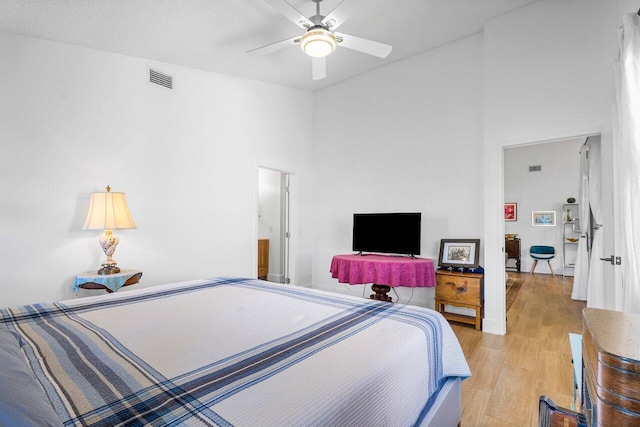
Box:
<box><xmin>330</xmin><ymin>254</ymin><xmax>436</xmax><ymax>287</ymax></box>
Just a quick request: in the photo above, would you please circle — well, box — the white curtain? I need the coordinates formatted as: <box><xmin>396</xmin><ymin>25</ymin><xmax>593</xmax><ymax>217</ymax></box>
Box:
<box><xmin>586</xmin><ymin>140</ymin><xmax>605</xmax><ymax>308</ymax></box>
<box><xmin>615</xmin><ymin>13</ymin><xmax>640</xmax><ymax>314</ymax></box>
<box><xmin>571</xmin><ymin>141</ymin><xmax>590</xmax><ymax>301</ymax></box>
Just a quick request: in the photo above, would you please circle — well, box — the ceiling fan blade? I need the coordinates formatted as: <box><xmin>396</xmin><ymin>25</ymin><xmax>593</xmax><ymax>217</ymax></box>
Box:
<box><xmin>261</xmin><ymin>0</ymin><xmax>312</xmax><ymax>29</ymax></box>
<box><xmin>247</xmin><ymin>35</ymin><xmax>300</xmax><ymax>55</ymax></box>
<box><xmin>321</xmin><ymin>0</ymin><xmax>363</xmax><ymax>30</ymax></box>
<box><xmin>312</xmin><ymin>57</ymin><xmax>326</xmax><ymax>80</ymax></box>
<box><xmin>335</xmin><ymin>32</ymin><xmax>392</xmax><ymax>58</ymax></box>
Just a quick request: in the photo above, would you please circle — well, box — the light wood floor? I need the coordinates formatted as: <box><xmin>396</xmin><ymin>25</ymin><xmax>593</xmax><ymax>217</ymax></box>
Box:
<box><xmin>450</xmin><ymin>272</ymin><xmax>586</xmax><ymax>427</ymax></box>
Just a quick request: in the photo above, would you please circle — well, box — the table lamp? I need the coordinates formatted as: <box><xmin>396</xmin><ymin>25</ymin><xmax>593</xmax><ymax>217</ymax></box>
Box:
<box><xmin>83</xmin><ymin>186</ymin><xmax>136</xmax><ymax>275</ymax></box>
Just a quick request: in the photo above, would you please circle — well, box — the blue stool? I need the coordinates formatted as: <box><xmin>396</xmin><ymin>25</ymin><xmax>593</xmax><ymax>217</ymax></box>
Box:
<box><xmin>530</xmin><ymin>245</ymin><xmax>555</xmax><ymax>276</ymax></box>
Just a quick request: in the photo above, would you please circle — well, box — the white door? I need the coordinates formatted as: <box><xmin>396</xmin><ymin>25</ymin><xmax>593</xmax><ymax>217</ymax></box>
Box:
<box><xmin>583</xmin><ymin>131</ymin><xmax>621</xmax><ymax>310</ymax></box>
<box><xmin>598</xmin><ymin>127</ymin><xmax>623</xmax><ymax>309</ymax></box>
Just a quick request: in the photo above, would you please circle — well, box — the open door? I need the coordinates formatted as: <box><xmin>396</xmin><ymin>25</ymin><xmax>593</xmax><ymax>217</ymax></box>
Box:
<box><xmin>584</xmin><ymin>136</ymin><xmax>616</xmax><ymax>309</ymax></box>
<box><xmin>569</xmin><ymin>132</ymin><xmax>620</xmax><ymax>310</ymax></box>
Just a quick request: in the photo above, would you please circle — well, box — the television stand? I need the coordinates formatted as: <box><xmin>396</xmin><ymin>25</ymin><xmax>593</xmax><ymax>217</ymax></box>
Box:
<box><xmin>330</xmin><ymin>254</ymin><xmax>436</xmax><ymax>303</ymax></box>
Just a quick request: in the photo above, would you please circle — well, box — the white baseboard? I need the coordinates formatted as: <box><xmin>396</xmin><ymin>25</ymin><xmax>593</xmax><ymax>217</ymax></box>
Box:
<box><xmin>267</xmin><ymin>273</ymin><xmax>285</xmax><ymax>283</ymax></box>
<box><xmin>482</xmin><ymin>316</ymin><xmax>506</xmax><ymax>335</ymax></box>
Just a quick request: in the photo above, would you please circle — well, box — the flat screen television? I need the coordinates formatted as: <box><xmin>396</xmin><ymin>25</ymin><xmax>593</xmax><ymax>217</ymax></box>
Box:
<box><xmin>352</xmin><ymin>212</ymin><xmax>421</xmax><ymax>256</ymax></box>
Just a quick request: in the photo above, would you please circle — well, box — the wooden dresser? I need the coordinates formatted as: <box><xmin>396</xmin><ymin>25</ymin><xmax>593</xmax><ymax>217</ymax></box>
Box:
<box><xmin>582</xmin><ymin>308</ymin><xmax>640</xmax><ymax>426</ymax></box>
<box><xmin>435</xmin><ymin>270</ymin><xmax>483</xmax><ymax>330</ymax></box>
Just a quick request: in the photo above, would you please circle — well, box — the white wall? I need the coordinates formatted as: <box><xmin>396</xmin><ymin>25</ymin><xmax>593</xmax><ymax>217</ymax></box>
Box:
<box><xmin>0</xmin><ymin>32</ymin><xmax>315</xmax><ymax>307</ymax></box>
<box><xmin>312</xmin><ymin>34</ymin><xmax>484</xmax><ymax>308</ymax></box>
<box><xmin>313</xmin><ymin>0</ymin><xmax>619</xmax><ymax>334</ymax></box>
<box><xmin>483</xmin><ymin>0</ymin><xmax>616</xmax><ymax>144</ymax></box>
<box><xmin>0</xmin><ymin>0</ymin><xmax>628</xmax><ymax>332</ymax></box>
<box><xmin>482</xmin><ymin>0</ymin><xmax>618</xmax><ymax>333</ymax></box>
<box><xmin>504</xmin><ymin>138</ymin><xmax>583</xmax><ymax>275</ymax></box>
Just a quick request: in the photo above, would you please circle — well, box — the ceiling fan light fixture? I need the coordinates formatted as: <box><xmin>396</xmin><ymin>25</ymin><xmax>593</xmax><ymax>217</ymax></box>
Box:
<box><xmin>300</xmin><ymin>28</ymin><xmax>336</xmax><ymax>57</ymax></box>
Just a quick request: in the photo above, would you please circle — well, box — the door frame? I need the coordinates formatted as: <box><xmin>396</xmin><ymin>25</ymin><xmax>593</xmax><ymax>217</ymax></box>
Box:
<box><xmin>484</xmin><ymin>126</ymin><xmax>602</xmax><ymax>335</ymax></box>
<box><xmin>256</xmin><ymin>165</ymin><xmax>293</xmax><ymax>285</ymax></box>
<box><xmin>503</xmin><ymin>136</ymin><xmax>591</xmax><ymax>277</ymax></box>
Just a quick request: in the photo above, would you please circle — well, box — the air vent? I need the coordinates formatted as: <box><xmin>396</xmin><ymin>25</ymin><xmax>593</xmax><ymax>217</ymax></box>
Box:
<box><xmin>529</xmin><ymin>165</ymin><xmax>542</xmax><ymax>172</ymax></box>
<box><xmin>149</xmin><ymin>68</ymin><xmax>173</xmax><ymax>90</ymax></box>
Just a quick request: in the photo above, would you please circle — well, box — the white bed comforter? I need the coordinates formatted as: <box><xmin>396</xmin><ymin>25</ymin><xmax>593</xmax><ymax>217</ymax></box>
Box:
<box><xmin>1</xmin><ymin>277</ymin><xmax>470</xmax><ymax>426</ymax></box>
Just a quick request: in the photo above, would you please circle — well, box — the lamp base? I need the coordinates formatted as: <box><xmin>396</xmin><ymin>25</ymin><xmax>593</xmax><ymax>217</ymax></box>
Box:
<box><xmin>98</xmin><ymin>264</ymin><xmax>121</xmax><ymax>275</ymax></box>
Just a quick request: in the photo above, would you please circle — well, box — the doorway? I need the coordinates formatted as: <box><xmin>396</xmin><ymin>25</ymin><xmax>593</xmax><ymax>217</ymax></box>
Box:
<box><xmin>258</xmin><ymin>167</ymin><xmax>291</xmax><ymax>284</ymax></box>
<box><xmin>503</xmin><ymin>137</ymin><xmax>585</xmax><ymax>278</ymax></box>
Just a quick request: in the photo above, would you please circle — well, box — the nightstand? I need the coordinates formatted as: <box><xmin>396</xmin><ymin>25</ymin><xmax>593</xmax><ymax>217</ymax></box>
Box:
<box><xmin>434</xmin><ymin>269</ymin><xmax>484</xmax><ymax>330</ymax></box>
<box><xmin>73</xmin><ymin>269</ymin><xmax>142</xmax><ymax>294</ymax></box>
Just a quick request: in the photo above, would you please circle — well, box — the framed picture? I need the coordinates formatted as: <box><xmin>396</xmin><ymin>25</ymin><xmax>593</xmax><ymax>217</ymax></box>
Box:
<box><xmin>531</xmin><ymin>210</ymin><xmax>556</xmax><ymax>226</ymax></box>
<box><xmin>504</xmin><ymin>203</ymin><xmax>517</xmax><ymax>221</ymax></box>
<box><xmin>438</xmin><ymin>239</ymin><xmax>480</xmax><ymax>269</ymax></box>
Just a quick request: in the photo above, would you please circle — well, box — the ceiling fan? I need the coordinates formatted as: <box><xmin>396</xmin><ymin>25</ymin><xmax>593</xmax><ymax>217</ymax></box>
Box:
<box><xmin>248</xmin><ymin>0</ymin><xmax>393</xmax><ymax>80</ymax></box>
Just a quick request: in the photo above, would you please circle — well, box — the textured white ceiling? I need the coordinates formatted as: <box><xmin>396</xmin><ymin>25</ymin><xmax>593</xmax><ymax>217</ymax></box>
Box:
<box><xmin>0</xmin><ymin>0</ymin><xmax>541</xmax><ymax>91</ymax></box>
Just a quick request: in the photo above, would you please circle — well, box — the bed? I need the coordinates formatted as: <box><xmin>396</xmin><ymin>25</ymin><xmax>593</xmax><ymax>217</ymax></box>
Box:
<box><xmin>0</xmin><ymin>277</ymin><xmax>470</xmax><ymax>426</ymax></box>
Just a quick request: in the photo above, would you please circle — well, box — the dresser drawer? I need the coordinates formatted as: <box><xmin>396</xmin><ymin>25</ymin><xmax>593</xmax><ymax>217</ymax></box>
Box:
<box><xmin>435</xmin><ymin>272</ymin><xmax>482</xmax><ymax>307</ymax></box>
<box><xmin>581</xmin><ymin>308</ymin><xmax>640</xmax><ymax>426</ymax></box>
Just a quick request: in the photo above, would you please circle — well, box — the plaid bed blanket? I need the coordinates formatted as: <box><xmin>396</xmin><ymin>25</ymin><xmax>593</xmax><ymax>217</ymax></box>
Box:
<box><xmin>1</xmin><ymin>277</ymin><xmax>470</xmax><ymax>426</ymax></box>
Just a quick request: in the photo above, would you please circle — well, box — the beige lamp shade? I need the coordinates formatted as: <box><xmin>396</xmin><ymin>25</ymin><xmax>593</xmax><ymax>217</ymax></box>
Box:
<box><xmin>83</xmin><ymin>186</ymin><xmax>136</xmax><ymax>275</ymax></box>
<box><xmin>83</xmin><ymin>189</ymin><xmax>136</xmax><ymax>230</ymax></box>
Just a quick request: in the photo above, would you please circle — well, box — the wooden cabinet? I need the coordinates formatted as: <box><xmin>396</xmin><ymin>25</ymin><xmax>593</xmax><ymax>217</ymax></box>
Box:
<box><xmin>434</xmin><ymin>270</ymin><xmax>483</xmax><ymax>330</ymax></box>
<box><xmin>581</xmin><ymin>308</ymin><xmax>640</xmax><ymax>426</ymax></box>
<box><xmin>505</xmin><ymin>237</ymin><xmax>521</xmax><ymax>272</ymax></box>
<box><xmin>257</xmin><ymin>239</ymin><xmax>269</xmax><ymax>280</ymax></box>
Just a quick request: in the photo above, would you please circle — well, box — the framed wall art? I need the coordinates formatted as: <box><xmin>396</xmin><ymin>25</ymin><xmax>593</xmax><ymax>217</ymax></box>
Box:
<box><xmin>531</xmin><ymin>211</ymin><xmax>556</xmax><ymax>226</ymax></box>
<box><xmin>504</xmin><ymin>203</ymin><xmax>517</xmax><ymax>221</ymax></box>
<box><xmin>438</xmin><ymin>239</ymin><xmax>480</xmax><ymax>269</ymax></box>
